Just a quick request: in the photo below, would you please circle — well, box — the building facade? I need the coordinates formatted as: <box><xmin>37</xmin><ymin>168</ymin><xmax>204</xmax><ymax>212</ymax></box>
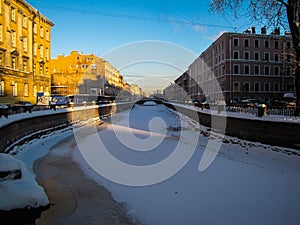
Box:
<box><xmin>50</xmin><ymin>51</ymin><xmax>125</xmax><ymax>96</ymax></box>
<box><xmin>0</xmin><ymin>0</ymin><xmax>54</xmax><ymax>104</ymax></box>
<box><xmin>188</xmin><ymin>27</ymin><xmax>295</xmax><ymax>104</ymax></box>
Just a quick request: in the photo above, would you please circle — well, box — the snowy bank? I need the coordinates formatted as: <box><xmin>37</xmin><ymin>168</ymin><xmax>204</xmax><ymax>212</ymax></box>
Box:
<box><xmin>0</xmin><ymin>153</ymin><xmax>49</xmax><ymax>211</ymax></box>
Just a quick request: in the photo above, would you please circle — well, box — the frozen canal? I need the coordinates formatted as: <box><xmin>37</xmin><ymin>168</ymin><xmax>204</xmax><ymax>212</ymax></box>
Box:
<box><xmin>17</xmin><ymin>103</ymin><xmax>300</xmax><ymax>225</ymax></box>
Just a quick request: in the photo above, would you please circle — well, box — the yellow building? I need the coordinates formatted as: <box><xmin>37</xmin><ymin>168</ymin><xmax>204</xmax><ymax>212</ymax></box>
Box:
<box><xmin>50</xmin><ymin>51</ymin><xmax>125</xmax><ymax>96</ymax></box>
<box><xmin>0</xmin><ymin>0</ymin><xmax>54</xmax><ymax>104</ymax></box>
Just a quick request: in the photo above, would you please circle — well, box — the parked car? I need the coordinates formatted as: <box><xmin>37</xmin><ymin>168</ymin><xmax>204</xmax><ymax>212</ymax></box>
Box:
<box><xmin>192</xmin><ymin>100</ymin><xmax>201</xmax><ymax>107</ymax></box>
<box><xmin>266</xmin><ymin>100</ymin><xmax>296</xmax><ymax>109</ymax></box>
<box><xmin>12</xmin><ymin>101</ymin><xmax>34</xmax><ymax>113</ymax></box>
<box><xmin>266</xmin><ymin>100</ymin><xmax>288</xmax><ymax>109</ymax></box>
<box><xmin>233</xmin><ymin>99</ymin><xmax>261</xmax><ymax>108</ymax></box>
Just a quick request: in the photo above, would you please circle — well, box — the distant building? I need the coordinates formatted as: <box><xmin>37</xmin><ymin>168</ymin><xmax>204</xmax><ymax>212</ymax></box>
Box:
<box><xmin>163</xmin><ymin>72</ymin><xmax>192</xmax><ymax>102</ymax></box>
<box><xmin>50</xmin><ymin>51</ymin><xmax>125</xmax><ymax>96</ymax></box>
<box><xmin>130</xmin><ymin>84</ymin><xmax>142</xmax><ymax>98</ymax></box>
<box><xmin>0</xmin><ymin>0</ymin><xmax>54</xmax><ymax>104</ymax></box>
<box><xmin>188</xmin><ymin>28</ymin><xmax>295</xmax><ymax>103</ymax></box>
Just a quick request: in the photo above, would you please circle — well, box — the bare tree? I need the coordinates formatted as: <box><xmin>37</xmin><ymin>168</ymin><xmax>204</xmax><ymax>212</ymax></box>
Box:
<box><xmin>210</xmin><ymin>0</ymin><xmax>300</xmax><ymax>115</ymax></box>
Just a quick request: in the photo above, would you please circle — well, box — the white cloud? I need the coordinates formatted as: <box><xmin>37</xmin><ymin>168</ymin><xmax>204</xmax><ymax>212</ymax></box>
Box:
<box><xmin>209</xmin><ymin>30</ymin><xmax>227</xmax><ymax>40</ymax></box>
<box><xmin>193</xmin><ymin>25</ymin><xmax>206</xmax><ymax>32</ymax></box>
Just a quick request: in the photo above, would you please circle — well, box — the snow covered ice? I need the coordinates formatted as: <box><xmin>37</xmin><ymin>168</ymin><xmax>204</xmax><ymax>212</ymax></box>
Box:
<box><xmin>5</xmin><ymin>103</ymin><xmax>300</xmax><ymax>225</ymax></box>
<box><xmin>73</xmin><ymin>104</ymin><xmax>300</xmax><ymax>225</ymax></box>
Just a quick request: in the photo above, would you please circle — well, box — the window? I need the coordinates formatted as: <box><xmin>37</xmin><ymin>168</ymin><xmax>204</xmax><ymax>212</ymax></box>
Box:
<box><xmin>265</xmin><ymin>66</ymin><xmax>270</xmax><ymax>75</ymax></box>
<box><xmin>39</xmin><ymin>64</ymin><xmax>44</xmax><ymax>75</ymax></box>
<box><xmin>33</xmin><ymin>23</ymin><xmax>37</xmax><ymax>34</ymax></box>
<box><xmin>0</xmin><ymin>81</ymin><xmax>4</xmax><ymax>95</ymax></box>
<box><xmin>23</xmin><ymin>59</ymin><xmax>27</xmax><ymax>72</ymax></box>
<box><xmin>233</xmin><ymin>82</ymin><xmax>239</xmax><ymax>92</ymax></box>
<box><xmin>11</xmin><ymin>30</ymin><xmax>16</xmax><ymax>47</ymax></box>
<box><xmin>40</xmin><ymin>45</ymin><xmax>44</xmax><ymax>58</ymax></box>
<box><xmin>40</xmin><ymin>26</ymin><xmax>44</xmax><ymax>38</ymax></box>
<box><xmin>254</xmin><ymin>52</ymin><xmax>260</xmax><ymax>60</ymax></box>
<box><xmin>275</xmin><ymin>66</ymin><xmax>280</xmax><ymax>76</ymax></box>
<box><xmin>24</xmin><ymin>83</ymin><xmax>29</xmax><ymax>97</ymax></box>
<box><xmin>264</xmin><ymin>83</ymin><xmax>270</xmax><ymax>92</ymax></box>
<box><xmin>13</xmin><ymin>82</ymin><xmax>17</xmax><ymax>96</ymax></box>
<box><xmin>46</xmin><ymin>67</ymin><xmax>49</xmax><ymax>76</ymax></box>
<box><xmin>254</xmin><ymin>82</ymin><xmax>260</xmax><ymax>92</ymax></box>
<box><xmin>33</xmin><ymin>64</ymin><xmax>36</xmax><ymax>75</ymax></box>
<box><xmin>244</xmin><ymin>51</ymin><xmax>250</xmax><ymax>60</ymax></box>
<box><xmin>244</xmin><ymin>65</ymin><xmax>250</xmax><ymax>75</ymax></box>
<box><xmin>274</xmin><ymin>53</ymin><xmax>279</xmax><ymax>62</ymax></box>
<box><xmin>274</xmin><ymin>41</ymin><xmax>279</xmax><ymax>49</ymax></box>
<box><xmin>91</xmin><ymin>88</ymin><xmax>98</xmax><ymax>95</ymax></box>
<box><xmin>264</xmin><ymin>52</ymin><xmax>270</xmax><ymax>61</ymax></box>
<box><xmin>11</xmin><ymin>7</ymin><xmax>16</xmax><ymax>22</ymax></box>
<box><xmin>287</xmin><ymin>67</ymin><xmax>292</xmax><ymax>76</ymax></box>
<box><xmin>33</xmin><ymin>85</ymin><xmax>37</xmax><ymax>96</ymax></box>
<box><xmin>254</xmin><ymin>39</ymin><xmax>259</xmax><ymax>48</ymax></box>
<box><xmin>12</xmin><ymin>56</ymin><xmax>17</xmax><ymax>70</ymax></box>
<box><xmin>233</xmin><ymin>65</ymin><xmax>239</xmax><ymax>74</ymax></box>
<box><xmin>23</xmin><ymin>15</ymin><xmax>27</xmax><ymax>28</ymax></box>
<box><xmin>33</xmin><ymin>42</ymin><xmax>37</xmax><ymax>56</ymax></box>
<box><xmin>46</xmin><ymin>48</ymin><xmax>49</xmax><ymax>60</ymax></box>
<box><xmin>265</xmin><ymin>40</ymin><xmax>269</xmax><ymax>48</ymax></box>
<box><xmin>40</xmin><ymin>86</ymin><xmax>44</xmax><ymax>92</ymax></box>
<box><xmin>254</xmin><ymin>65</ymin><xmax>260</xmax><ymax>75</ymax></box>
<box><xmin>0</xmin><ymin>25</ymin><xmax>3</xmax><ymax>42</ymax></box>
<box><xmin>244</xmin><ymin>82</ymin><xmax>250</xmax><ymax>92</ymax></box>
<box><xmin>274</xmin><ymin>83</ymin><xmax>280</xmax><ymax>92</ymax></box>
<box><xmin>46</xmin><ymin>30</ymin><xmax>50</xmax><ymax>41</ymax></box>
<box><xmin>286</xmin><ymin>41</ymin><xmax>291</xmax><ymax>49</ymax></box>
<box><xmin>244</xmin><ymin>39</ymin><xmax>249</xmax><ymax>47</ymax></box>
<box><xmin>233</xmin><ymin>38</ymin><xmax>239</xmax><ymax>46</ymax></box>
<box><xmin>233</xmin><ymin>51</ymin><xmax>239</xmax><ymax>59</ymax></box>
<box><xmin>23</xmin><ymin>36</ymin><xmax>28</xmax><ymax>52</ymax></box>
<box><xmin>0</xmin><ymin>52</ymin><xmax>3</xmax><ymax>65</ymax></box>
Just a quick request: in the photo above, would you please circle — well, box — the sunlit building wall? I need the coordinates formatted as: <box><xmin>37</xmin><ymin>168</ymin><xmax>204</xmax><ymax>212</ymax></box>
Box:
<box><xmin>0</xmin><ymin>0</ymin><xmax>54</xmax><ymax>104</ymax></box>
<box><xmin>50</xmin><ymin>51</ymin><xmax>125</xmax><ymax>96</ymax></box>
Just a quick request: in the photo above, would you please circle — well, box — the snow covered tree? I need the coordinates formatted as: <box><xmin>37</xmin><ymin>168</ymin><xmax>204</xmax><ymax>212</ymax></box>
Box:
<box><xmin>210</xmin><ymin>0</ymin><xmax>300</xmax><ymax>115</ymax></box>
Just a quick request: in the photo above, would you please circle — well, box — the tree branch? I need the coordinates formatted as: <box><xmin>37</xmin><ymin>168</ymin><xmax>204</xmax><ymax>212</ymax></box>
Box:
<box><xmin>276</xmin><ymin>0</ymin><xmax>288</xmax><ymax>7</ymax></box>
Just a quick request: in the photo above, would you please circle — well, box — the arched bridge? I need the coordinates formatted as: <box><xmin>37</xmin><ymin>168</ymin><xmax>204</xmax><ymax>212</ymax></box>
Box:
<box><xmin>133</xmin><ymin>98</ymin><xmax>165</xmax><ymax>106</ymax></box>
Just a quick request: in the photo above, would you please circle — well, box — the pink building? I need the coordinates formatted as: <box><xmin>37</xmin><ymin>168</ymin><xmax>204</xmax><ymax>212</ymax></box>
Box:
<box><xmin>188</xmin><ymin>27</ymin><xmax>295</xmax><ymax>104</ymax></box>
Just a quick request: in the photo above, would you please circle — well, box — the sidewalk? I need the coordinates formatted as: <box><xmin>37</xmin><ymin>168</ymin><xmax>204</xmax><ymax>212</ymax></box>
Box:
<box><xmin>34</xmin><ymin>136</ymin><xmax>137</xmax><ymax>225</ymax></box>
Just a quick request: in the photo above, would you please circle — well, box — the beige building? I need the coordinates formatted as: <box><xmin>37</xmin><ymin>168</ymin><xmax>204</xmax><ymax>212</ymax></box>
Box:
<box><xmin>130</xmin><ymin>84</ymin><xmax>142</xmax><ymax>97</ymax></box>
<box><xmin>50</xmin><ymin>51</ymin><xmax>125</xmax><ymax>96</ymax></box>
<box><xmin>0</xmin><ymin>0</ymin><xmax>54</xmax><ymax>104</ymax></box>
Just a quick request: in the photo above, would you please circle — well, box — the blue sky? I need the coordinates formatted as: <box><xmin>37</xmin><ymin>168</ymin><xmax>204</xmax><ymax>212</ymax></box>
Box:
<box><xmin>27</xmin><ymin>0</ymin><xmax>250</xmax><ymax>93</ymax></box>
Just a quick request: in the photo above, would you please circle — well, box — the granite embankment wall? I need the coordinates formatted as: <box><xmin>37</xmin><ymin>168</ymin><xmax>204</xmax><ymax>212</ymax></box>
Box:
<box><xmin>164</xmin><ymin>102</ymin><xmax>300</xmax><ymax>150</ymax></box>
<box><xmin>0</xmin><ymin>103</ymin><xmax>133</xmax><ymax>153</ymax></box>
<box><xmin>1</xmin><ymin>102</ymin><xmax>299</xmax><ymax>153</ymax></box>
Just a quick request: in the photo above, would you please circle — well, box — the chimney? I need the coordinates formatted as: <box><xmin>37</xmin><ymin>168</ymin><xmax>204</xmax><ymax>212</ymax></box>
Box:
<box><xmin>261</xmin><ymin>26</ymin><xmax>267</xmax><ymax>34</ymax></box>
<box><xmin>274</xmin><ymin>27</ymin><xmax>280</xmax><ymax>35</ymax></box>
<box><xmin>251</xmin><ymin>26</ymin><xmax>256</xmax><ymax>34</ymax></box>
<box><xmin>245</xmin><ymin>28</ymin><xmax>251</xmax><ymax>33</ymax></box>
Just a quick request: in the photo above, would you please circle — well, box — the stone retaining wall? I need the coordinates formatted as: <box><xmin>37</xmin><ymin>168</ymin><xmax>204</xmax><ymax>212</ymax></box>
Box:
<box><xmin>163</xmin><ymin>102</ymin><xmax>300</xmax><ymax>150</ymax></box>
<box><xmin>1</xmin><ymin>102</ymin><xmax>299</xmax><ymax>153</ymax></box>
<box><xmin>0</xmin><ymin>103</ymin><xmax>134</xmax><ymax>153</ymax></box>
